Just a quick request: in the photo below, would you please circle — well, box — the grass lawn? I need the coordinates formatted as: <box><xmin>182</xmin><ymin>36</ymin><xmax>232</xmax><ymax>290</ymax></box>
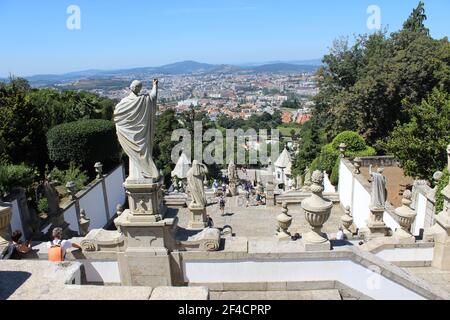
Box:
<box><xmin>277</xmin><ymin>126</ymin><xmax>302</xmax><ymax>137</ymax></box>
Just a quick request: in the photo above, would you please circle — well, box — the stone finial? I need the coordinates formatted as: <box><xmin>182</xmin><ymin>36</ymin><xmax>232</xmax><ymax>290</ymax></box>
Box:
<box><xmin>94</xmin><ymin>162</ymin><xmax>103</xmax><ymax>180</ymax></box>
<box><xmin>394</xmin><ymin>190</ymin><xmax>416</xmax><ymax>243</ymax></box>
<box><xmin>116</xmin><ymin>204</ymin><xmax>124</xmax><ymax>216</ymax></box>
<box><xmin>79</xmin><ymin>208</ymin><xmax>91</xmax><ymax>236</ymax></box>
<box><xmin>339</xmin><ymin>143</ymin><xmax>347</xmax><ymax>158</ymax></box>
<box><xmin>277</xmin><ymin>202</ymin><xmax>292</xmax><ymax>240</ymax></box>
<box><xmin>66</xmin><ymin>181</ymin><xmax>77</xmax><ymax>201</ymax></box>
<box><xmin>353</xmin><ymin>157</ymin><xmax>362</xmax><ymax>174</ymax></box>
<box><xmin>341</xmin><ymin>206</ymin><xmax>354</xmax><ymax>237</ymax></box>
<box><xmin>310</xmin><ymin>170</ymin><xmax>324</xmax><ymax>193</ymax></box>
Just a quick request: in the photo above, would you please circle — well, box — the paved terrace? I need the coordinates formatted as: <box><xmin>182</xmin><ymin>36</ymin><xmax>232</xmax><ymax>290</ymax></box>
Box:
<box><xmin>176</xmin><ymin>195</ymin><xmax>345</xmax><ymax>240</ymax></box>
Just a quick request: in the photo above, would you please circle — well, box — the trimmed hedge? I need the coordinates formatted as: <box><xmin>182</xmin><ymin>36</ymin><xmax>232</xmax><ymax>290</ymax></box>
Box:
<box><xmin>330</xmin><ymin>131</ymin><xmax>367</xmax><ymax>151</ymax></box>
<box><xmin>47</xmin><ymin>119</ymin><xmax>120</xmax><ymax>169</ymax></box>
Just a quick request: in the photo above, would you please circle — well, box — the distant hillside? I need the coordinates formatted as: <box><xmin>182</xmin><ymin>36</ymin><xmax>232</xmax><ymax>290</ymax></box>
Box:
<box><xmin>244</xmin><ymin>63</ymin><xmax>318</xmax><ymax>73</ymax></box>
<box><xmin>7</xmin><ymin>60</ymin><xmax>321</xmax><ymax>86</ymax></box>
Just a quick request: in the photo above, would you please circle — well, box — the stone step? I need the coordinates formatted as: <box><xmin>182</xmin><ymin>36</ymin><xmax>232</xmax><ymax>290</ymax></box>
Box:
<box><xmin>210</xmin><ymin>289</ymin><xmax>342</xmax><ymax>300</ymax></box>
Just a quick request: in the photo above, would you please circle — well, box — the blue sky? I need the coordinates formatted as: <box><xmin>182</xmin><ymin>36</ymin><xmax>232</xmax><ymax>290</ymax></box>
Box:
<box><xmin>0</xmin><ymin>0</ymin><xmax>449</xmax><ymax>77</ymax></box>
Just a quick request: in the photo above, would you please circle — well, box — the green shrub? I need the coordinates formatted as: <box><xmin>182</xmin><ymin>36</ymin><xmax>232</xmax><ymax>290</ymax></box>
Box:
<box><xmin>37</xmin><ymin>197</ymin><xmax>49</xmax><ymax>213</ymax></box>
<box><xmin>330</xmin><ymin>158</ymin><xmax>340</xmax><ymax>186</ymax></box>
<box><xmin>436</xmin><ymin>169</ymin><xmax>449</xmax><ymax>213</ymax></box>
<box><xmin>49</xmin><ymin>163</ymin><xmax>88</xmax><ymax>193</ymax></box>
<box><xmin>47</xmin><ymin>119</ymin><xmax>120</xmax><ymax>169</ymax></box>
<box><xmin>318</xmin><ymin>144</ymin><xmax>338</xmax><ymax>174</ymax></box>
<box><xmin>309</xmin><ymin>158</ymin><xmax>320</xmax><ymax>172</ymax></box>
<box><xmin>0</xmin><ymin>164</ymin><xmax>37</xmax><ymax>195</ymax></box>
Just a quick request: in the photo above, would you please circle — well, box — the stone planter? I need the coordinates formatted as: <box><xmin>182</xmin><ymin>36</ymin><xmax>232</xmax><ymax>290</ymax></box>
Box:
<box><xmin>341</xmin><ymin>206</ymin><xmax>356</xmax><ymax>237</ymax></box>
<box><xmin>0</xmin><ymin>204</ymin><xmax>12</xmax><ymax>245</ymax></box>
<box><xmin>353</xmin><ymin>157</ymin><xmax>362</xmax><ymax>174</ymax></box>
<box><xmin>394</xmin><ymin>190</ymin><xmax>416</xmax><ymax>243</ymax></box>
<box><xmin>301</xmin><ymin>171</ymin><xmax>333</xmax><ymax>250</ymax></box>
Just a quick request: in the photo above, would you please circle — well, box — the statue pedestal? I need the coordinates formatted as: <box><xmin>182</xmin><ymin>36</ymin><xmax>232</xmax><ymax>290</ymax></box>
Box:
<box><xmin>229</xmin><ymin>181</ymin><xmax>237</xmax><ymax>197</ymax></box>
<box><xmin>367</xmin><ymin>207</ymin><xmax>389</xmax><ymax>239</ymax></box>
<box><xmin>432</xmin><ymin>186</ymin><xmax>450</xmax><ymax>270</ymax></box>
<box><xmin>188</xmin><ymin>204</ymin><xmax>207</xmax><ymax>229</ymax></box>
<box><xmin>115</xmin><ymin>179</ymin><xmax>177</xmax><ymax>287</ymax></box>
<box><xmin>266</xmin><ymin>182</ymin><xmax>275</xmax><ymax>207</ymax></box>
<box><xmin>124</xmin><ymin>179</ymin><xmax>166</xmax><ymax>222</ymax></box>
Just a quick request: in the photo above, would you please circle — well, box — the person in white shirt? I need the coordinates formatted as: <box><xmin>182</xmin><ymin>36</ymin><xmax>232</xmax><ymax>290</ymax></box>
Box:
<box><xmin>47</xmin><ymin>227</ymin><xmax>81</xmax><ymax>261</ymax></box>
<box><xmin>335</xmin><ymin>227</ymin><xmax>345</xmax><ymax>241</ymax></box>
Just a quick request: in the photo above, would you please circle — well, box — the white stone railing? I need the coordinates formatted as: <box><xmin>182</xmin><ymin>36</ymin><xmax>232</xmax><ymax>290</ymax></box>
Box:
<box><xmin>60</xmin><ymin>165</ymin><xmax>126</xmax><ymax>234</ymax></box>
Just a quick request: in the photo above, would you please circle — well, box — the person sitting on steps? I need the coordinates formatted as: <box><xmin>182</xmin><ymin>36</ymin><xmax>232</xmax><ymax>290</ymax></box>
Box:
<box><xmin>47</xmin><ymin>227</ymin><xmax>81</xmax><ymax>262</ymax></box>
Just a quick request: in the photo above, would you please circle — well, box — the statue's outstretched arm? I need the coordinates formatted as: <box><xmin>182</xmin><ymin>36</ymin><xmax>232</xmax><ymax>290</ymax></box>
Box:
<box><xmin>150</xmin><ymin>79</ymin><xmax>158</xmax><ymax>101</ymax></box>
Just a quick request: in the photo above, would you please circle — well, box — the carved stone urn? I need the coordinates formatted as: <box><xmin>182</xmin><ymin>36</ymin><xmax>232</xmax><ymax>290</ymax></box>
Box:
<box><xmin>79</xmin><ymin>208</ymin><xmax>91</xmax><ymax>236</ymax></box>
<box><xmin>353</xmin><ymin>157</ymin><xmax>362</xmax><ymax>174</ymax></box>
<box><xmin>277</xmin><ymin>202</ymin><xmax>292</xmax><ymax>240</ymax></box>
<box><xmin>0</xmin><ymin>203</ymin><xmax>12</xmax><ymax>245</ymax></box>
<box><xmin>301</xmin><ymin>171</ymin><xmax>333</xmax><ymax>250</ymax></box>
<box><xmin>341</xmin><ymin>205</ymin><xmax>354</xmax><ymax>237</ymax></box>
<box><xmin>394</xmin><ymin>190</ymin><xmax>416</xmax><ymax>243</ymax></box>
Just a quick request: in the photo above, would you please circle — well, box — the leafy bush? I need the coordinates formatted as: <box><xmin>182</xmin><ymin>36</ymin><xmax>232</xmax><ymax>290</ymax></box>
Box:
<box><xmin>309</xmin><ymin>158</ymin><xmax>320</xmax><ymax>172</ymax></box>
<box><xmin>47</xmin><ymin>119</ymin><xmax>120</xmax><ymax>170</ymax></box>
<box><xmin>436</xmin><ymin>169</ymin><xmax>449</xmax><ymax>213</ymax></box>
<box><xmin>37</xmin><ymin>197</ymin><xmax>49</xmax><ymax>213</ymax></box>
<box><xmin>0</xmin><ymin>164</ymin><xmax>37</xmax><ymax>195</ymax></box>
<box><xmin>330</xmin><ymin>158</ymin><xmax>340</xmax><ymax>186</ymax></box>
<box><xmin>49</xmin><ymin>163</ymin><xmax>88</xmax><ymax>193</ymax></box>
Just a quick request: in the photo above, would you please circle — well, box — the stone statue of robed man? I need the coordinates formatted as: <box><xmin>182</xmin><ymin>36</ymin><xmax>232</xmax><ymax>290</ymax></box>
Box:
<box><xmin>187</xmin><ymin>160</ymin><xmax>208</xmax><ymax>208</ymax></box>
<box><xmin>114</xmin><ymin>79</ymin><xmax>159</xmax><ymax>180</ymax></box>
<box><xmin>369</xmin><ymin>165</ymin><xmax>387</xmax><ymax>209</ymax></box>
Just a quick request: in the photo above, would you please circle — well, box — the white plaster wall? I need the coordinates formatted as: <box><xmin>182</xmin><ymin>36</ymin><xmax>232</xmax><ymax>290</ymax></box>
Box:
<box><xmin>105</xmin><ymin>166</ymin><xmax>126</xmax><ymax>218</ymax></box>
<box><xmin>411</xmin><ymin>193</ymin><xmax>427</xmax><ymax>236</ymax></box>
<box><xmin>82</xmin><ymin>261</ymin><xmax>120</xmax><ymax>284</ymax></box>
<box><xmin>184</xmin><ymin>259</ymin><xmax>425</xmax><ymax>300</ymax></box>
<box><xmin>383</xmin><ymin>211</ymin><xmax>400</xmax><ymax>232</ymax></box>
<box><xmin>352</xmin><ymin>181</ymin><xmax>371</xmax><ymax>228</ymax></box>
<box><xmin>9</xmin><ymin>200</ymin><xmax>24</xmax><ymax>240</ymax></box>
<box><xmin>375</xmin><ymin>247</ymin><xmax>433</xmax><ymax>262</ymax></box>
<box><xmin>338</xmin><ymin>161</ymin><xmax>353</xmax><ymax>210</ymax></box>
<box><xmin>78</xmin><ymin>183</ymin><xmax>107</xmax><ymax>230</ymax></box>
<box><xmin>64</xmin><ymin>204</ymin><xmax>80</xmax><ymax>234</ymax></box>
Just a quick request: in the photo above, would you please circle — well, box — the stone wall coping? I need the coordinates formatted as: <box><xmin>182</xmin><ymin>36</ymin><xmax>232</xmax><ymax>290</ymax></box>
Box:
<box><xmin>0</xmin><ymin>259</ymin><xmax>209</xmax><ymax>300</ymax></box>
<box><xmin>179</xmin><ymin>244</ymin><xmax>449</xmax><ymax>300</ymax></box>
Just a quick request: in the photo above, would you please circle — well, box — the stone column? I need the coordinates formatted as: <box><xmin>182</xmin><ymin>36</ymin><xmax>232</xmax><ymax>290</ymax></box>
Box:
<box><xmin>277</xmin><ymin>202</ymin><xmax>292</xmax><ymax>240</ymax></box>
<box><xmin>301</xmin><ymin>171</ymin><xmax>333</xmax><ymax>251</ymax></box>
<box><xmin>393</xmin><ymin>190</ymin><xmax>416</xmax><ymax>244</ymax></box>
<box><xmin>432</xmin><ymin>144</ymin><xmax>450</xmax><ymax>270</ymax></box>
<box><xmin>265</xmin><ymin>181</ymin><xmax>275</xmax><ymax>207</ymax></box>
<box><xmin>115</xmin><ymin>178</ymin><xmax>177</xmax><ymax>287</ymax></box>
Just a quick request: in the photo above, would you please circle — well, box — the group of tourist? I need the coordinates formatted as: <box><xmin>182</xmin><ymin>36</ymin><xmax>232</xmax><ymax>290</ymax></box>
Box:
<box><xmin>1</xmin><ymin>228</ymin><xmax>81</xmax><ymax>262</ymax></box>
